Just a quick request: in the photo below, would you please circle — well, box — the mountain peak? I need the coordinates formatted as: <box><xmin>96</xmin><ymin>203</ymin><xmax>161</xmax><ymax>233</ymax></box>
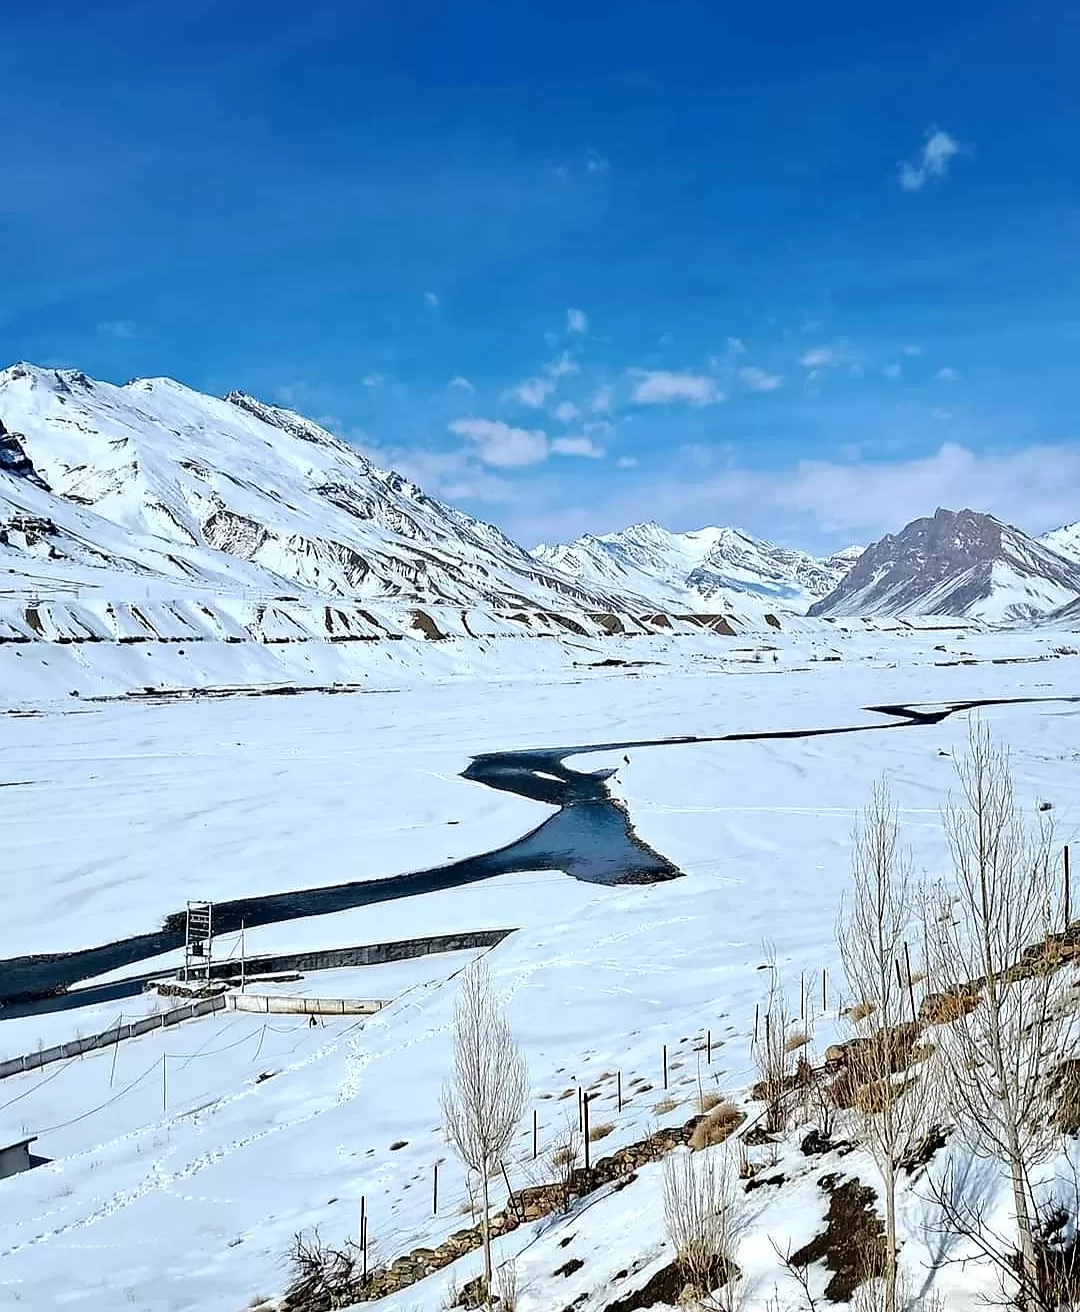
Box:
<box><xmin>810</xmin><ymin>507</ymin><xmax>1080</xmax><ymax>621</ymax></box>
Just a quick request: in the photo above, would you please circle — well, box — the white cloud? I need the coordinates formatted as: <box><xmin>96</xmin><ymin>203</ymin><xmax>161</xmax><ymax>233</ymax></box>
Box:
<box><xmin>931</xmin><ymin>407</ymin><xmax>952</xmax><ymax>422</ymax></box>
<box><xmin>739</xmin><ymin>366</ymin><xmax>783</xmax><ymax>392</ymax></box>
<box><xmin>883</xmin><ymin>364</ymin><xmax>902</xmax><ymax>380</ymax></box>
<box><xmin>512</xmin><ymin>376</ymin><xmax>556</xmax><ymax>408</ymax></box>
<box><xmin>630</xmin><ymin>370</ymin><xmax>723</xmax><ymax>406</ymax></box>
<box><xmin>725</xmin><ymin>336</ymin><xmax>747</xmax><ymax>356</ymax></box>
<box><xmin>448</xmin><ymin>417</ymin><xmax>549</xmax><ymax>467</ymax></box>
<box><xmin>547</xmin><ymin>351</ymin><xmax>579</xmax><ymax>379</ymax></box>
<box><xmin>903</xmin><ymin>344</ymin><xmax>923</xmax><ymax>356</ymax></box>
<box><xmin>97</xmin><ymin>319</ymin><xmax>137</xmax><ymax>339</ymax></box>
<box><xmin>554</xmin><ymin>400</ymin><xmax>581</xmax><ymax>423</ymax></box>
<box><xmin>551</xmin><ymin>435</ymin><xmax>604</xmax><ymax>459</ymax></box>
<box><xmin>509</xmin><ymin>441</ymin><xmax>1080</xmax><ymax>548</ymax></box>
<box><xmin>448</xmin><ymin>375</ymin><xmax>474</xmax><ymax>392</ymax></box>
<box><xmin>590</xmin><ymin>385</ymin><xmax>614</xmax><ymax>413</ymax></box>
<box><xmin>586</xmin><ymin>149</ymin><xmax>610</xmax><ymax>173</ymax></box>
<box><xmin>937</xmin><ymin>366</ymin><xmax>960</xmax><ymax>381</ymax></box>
<box><xmin>362</xmin><ymin>373</ymin><xmax>384</xmax><ymax>388</ymax></box>
<box><xmin>424</xmin><ymin>291</ymin><xmax>439</xmax><ymax>307</ymax></box>
<box><xmin>566</xmin><ymin>308</ymin><xmax>588</xmax><ymax>334</ymax></box>
<box><xmin>799</xmin><ymin>346</ymin><xmax>840</xmax><ymax>369</ymax></box>
<box><xmin>616</xmin><ymin>456</ymin><xmax>639</xmax><ymax>469</ymax></box>
<box><xmin>899</xmin><ymin>128</ymin><xmax>960</xmax><ymax>192</ymax></box>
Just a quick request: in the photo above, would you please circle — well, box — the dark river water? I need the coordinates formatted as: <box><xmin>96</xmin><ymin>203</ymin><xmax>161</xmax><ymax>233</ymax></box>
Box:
<box><xmin>0</xmin><ymin>695</ymin><xmax>1073</xmax><ymax>1013</ymax></box>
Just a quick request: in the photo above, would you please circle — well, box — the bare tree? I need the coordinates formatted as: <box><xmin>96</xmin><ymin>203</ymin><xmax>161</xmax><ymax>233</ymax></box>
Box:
<box><xmin>441</xmin><ymin>957</ymin><xmax>529</xmax><ymax>1311</ymax></box>
<box><xmin>923</xmin><ymin>718</ymin><xmax>1073</xmax><ymax>1309</ymax></box>
<box><xmin>752</xmin><ymin>946</ymin><xmax>797</xmax><ymax>1135</ymax></box>
<box><xmin>838</xmin><ymin>777</ymin><xmax>937</xmax><ymax>1312</ymax></box>
<box><xmin>663</xmin><ymin>1145</ymin><xmax>743</xmax><ymax>1310</ymax></box>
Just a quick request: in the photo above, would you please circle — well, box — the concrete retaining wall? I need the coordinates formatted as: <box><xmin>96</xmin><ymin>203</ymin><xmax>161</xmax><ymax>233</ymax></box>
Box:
<box><xmin>0</xmin><ymin>995</ymin><xmax>226</xmax><ymax>1079</ymax></box>
<box><xmin>227</xmin><ymin>993</ymin><xmax>385</xmax><ymax>1016</ymax></box>
<box><xmin>206</xmin><ymin>928</ymin><xmax>514</xmax><ymax>983</ymax></box>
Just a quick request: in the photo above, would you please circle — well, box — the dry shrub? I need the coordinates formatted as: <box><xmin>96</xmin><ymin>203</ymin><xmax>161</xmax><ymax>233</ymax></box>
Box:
<box><xmin>690</xmin><ymin>1101</ymin><xmax>744</xmax><ymax>1151</ymax></box>
<box><xmin>589</xmin><ymin>1121</ymin><xmax>615</xmax><ymax>1142</ymax></box>
<box><xmin>698</xmin><ymin>1091</ymin><xmax>723</xmax><ymax>1114</ymax></box>
<box><xmin>847</xmin><ymin>999</ymin><xmax>876</xmax><ymax>1023</ymax></box>
<box><xmin>558</xmin><ymin>1087</ymin><xmax>577</xmax><ymax>1101</ymax></box>
<box><xmin>551</xmin><ymin>1145</ymin><xmax>575</xmax><ymax>1168</ymax></box>
<box><xmin>784</xmin><ymin>1029</ymin><xmax>810</xmax><ymax>1053</ymax></box>
<box><xmin>654</xmin><ymin>1096</ymin><xmax>679</xmax><ymax>1115</ymax></box>
<box><xmin>919</xmin><ymin>989</ymin><xmax>979</xmax><ymax>1025</ymax></box>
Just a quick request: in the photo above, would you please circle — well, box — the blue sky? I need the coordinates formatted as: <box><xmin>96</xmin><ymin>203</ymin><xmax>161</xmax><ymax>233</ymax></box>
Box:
<box><xmin>3</xmin><ymin>0</ymin><xmax>1079</xmax><ymax>551</ymax></box>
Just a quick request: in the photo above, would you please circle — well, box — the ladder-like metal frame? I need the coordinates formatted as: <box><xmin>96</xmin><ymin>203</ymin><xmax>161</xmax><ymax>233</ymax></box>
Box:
<box><xmin>183</xmin><ymin>900</ymin><xmax>214</xmax><ymax>982</ymax></box>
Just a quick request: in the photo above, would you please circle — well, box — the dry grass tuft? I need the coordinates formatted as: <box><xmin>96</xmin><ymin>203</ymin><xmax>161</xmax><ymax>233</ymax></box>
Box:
<box><xmin>697</xmin><ymin>1091</ymin><xmax>723</xmax><ymax>1114</ymax></box>
<box><xmin>784</xmin><ymin>1029</ymin><xmax>810</xmax><ymax>1053</ymax></box>
<box><xmin>689</xmin><ymin>1101</ymin><xmax>744</xmax><ymax>1151</ymax></box>
<box><xmin>847</xmin><ymin>999</ymin><xmax>876</xmax><ymax>1023</ymax></box>
<box><xmin>653</xmin><ymin>1096</ymin><xmax>679</xmax><ymax>1115</ymax></box>
<box><xmin>589</xmin><ymin>1122</ymin><xmax>615</xmax><ymax>1142</ymax></box>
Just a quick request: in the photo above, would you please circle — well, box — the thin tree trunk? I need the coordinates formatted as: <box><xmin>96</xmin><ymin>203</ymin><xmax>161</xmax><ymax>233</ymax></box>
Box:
<box><xmin>481</xmin><ymin>1171</ymin><xmax>493</xmax><ymax>1310</ymax></box>
<box><xmin>1007</xmin><ymin>1138</ymin><xmax>1039</xmax><ymax>1307</ymax></box>
<box><xmin>884</xmin><ymin>1155</ymin><xmax>897</xmax><ymax>1312</ymax></box>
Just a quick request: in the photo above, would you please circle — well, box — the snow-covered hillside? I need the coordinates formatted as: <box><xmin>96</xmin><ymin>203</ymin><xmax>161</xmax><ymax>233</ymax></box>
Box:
<box><xmin>1042</xmin><ymin>520</ymin><xmax>1080</xmax><ymax>561</ymax></box>
<box><xmin>533</xmin><ymin>521</ymin><xmax>860</xmax><ymax>614</ymax></box>
<box><xmin>810</xmin><ymin>506</ymin><xmax>1080</xmax><ymax>622</ymax></box>
<box><xmin>0</xmin><ymin>364</ymin><xmax>641</xmax><ymax>611</ymax></box>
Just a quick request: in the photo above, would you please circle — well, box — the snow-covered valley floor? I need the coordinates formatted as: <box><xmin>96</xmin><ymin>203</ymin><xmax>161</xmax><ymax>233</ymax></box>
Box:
<box><xmin>1</xmin><ymin>631</ymin><xmax>1079</xmax><ymax>1311</ymax></box>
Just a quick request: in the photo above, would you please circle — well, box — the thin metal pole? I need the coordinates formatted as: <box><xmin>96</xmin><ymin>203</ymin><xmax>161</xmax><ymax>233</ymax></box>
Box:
<box><xmin>432</xmin><ymin>1162</ymin><xmax>439</xmax><ymax>1216</ymax></box>
<box><xmin>532</xmin><ymin>1108</ymin><xmax>538</xmax><ymax>1159</ymax></box>
<box><xmin>662</xmin><ymin>1044</ymin><xmax>668</xmax><ymax>1090</ymax></box>
<box><xmin>583</xmin><ymin>1093</ymin><xmax>591</xmax><ymax>1172</ymax></box>
<box><xmin>617</xmin><ymin>1071</ymin><xmax>622</xmax><ymax>1113</ymax></box>
<box><xmin>706</xmin><ymin>1029</ymin><xmax>712</xmax><ymax>1064</ymax></box>
<box><xmin>240</xmin><ymin>919</ymin><xmax>246</xmax><ymax>993</ymax></box>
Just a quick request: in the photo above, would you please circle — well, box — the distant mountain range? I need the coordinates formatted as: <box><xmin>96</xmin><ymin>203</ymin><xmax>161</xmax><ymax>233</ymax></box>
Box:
<box><xmin>532</xmin><ymin>523</ymin><xmax>861</xmax><ymax>613</ymax></box>
<box><xmin>0</xmin><ymin>362</ymin><xmax>1076</xmax><ymax>627</ymax></box>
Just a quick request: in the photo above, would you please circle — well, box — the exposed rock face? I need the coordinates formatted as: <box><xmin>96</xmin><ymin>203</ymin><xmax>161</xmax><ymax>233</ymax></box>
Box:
<box><xmin>809</xmin><ymin>507</ymin><xmax>1080</xmax><ymax>622</ymax></box>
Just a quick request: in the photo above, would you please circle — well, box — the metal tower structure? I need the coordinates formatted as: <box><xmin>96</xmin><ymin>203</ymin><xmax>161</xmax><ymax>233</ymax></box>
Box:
<box><xmin>183</xmin><ymin>900</ymin><xmax>214</xmax><ymax>982</ymax></box>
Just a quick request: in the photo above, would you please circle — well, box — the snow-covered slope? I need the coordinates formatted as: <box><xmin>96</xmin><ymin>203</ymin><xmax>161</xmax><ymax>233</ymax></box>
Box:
<box><xmin>1041</xmin><ymin>520</ymin><xmax>1080</xmax><ymax>562</ymax></box>
<box><xmin>0</xmin><ymin>364</ymin><xmax>640</xmax><ymax>611</ymax></box>
<box><xmin>533</xmin><ymin>521</ymin><xmax>860</xmax><ymax>614</ymax></box>
<box><xmin>809</xmin><ymin>506</ymin><xmax>1080</xmax><ymax>622</ymax></box>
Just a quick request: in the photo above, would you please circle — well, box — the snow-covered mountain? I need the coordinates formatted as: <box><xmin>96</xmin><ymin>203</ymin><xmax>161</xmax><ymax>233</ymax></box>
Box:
<box><xmin>809</xmin><ymin>507</ymin><xmax>1080</xmax><ymax>622</ymax></box>
<box><xmin>1041</xmin><ymin>521</ymin><xmax>1080</xmax><ymax>562</ymax></box>
<box><xmin>533</xmin><ymin>522</ymin><xmax>860</xmax><ymax>613</ymax></box>
<box><xmin>0</xmin><ymin>364</ymin><xmax>642</xmax><ymax>611</ymax></box>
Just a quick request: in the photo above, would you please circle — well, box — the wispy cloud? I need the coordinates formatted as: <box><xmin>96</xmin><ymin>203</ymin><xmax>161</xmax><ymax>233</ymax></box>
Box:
<box><xmin>512</xmin><ymin>376</ymin><xmax>555</xmax><ymax>408</ymax></box>
<box><xmin>448</xmin><ymin>375</ymin><xmax>474</xmax><ymax>392</ymax></box>
<box><xmin>799</xmin><ymin>346</ymin><xmax>841</xmax><ymax>369</ymax></box>
<box><xmin>362</xmin><ymin>373</ymin><xmax>384</xmax><ymax>388</ymax></box>
<box><xmin>590</xmin><ymin>385</ymin><xmax>614</xmax><ymax>413</ymax></box>
<box><xmin>630</xmin><ymin>370</ymin><xmax>723</xmax><ymax>406</ymax></box>
<box><xmin>725</xmin><ymin>336</ymin><xmax>747</xmax><ymax>356</ymax></box>
<box><xmin>937</xmin><ymin>366</ymin><xmax>960</xmax><ymax>381</ymax></box>
<box><xmin>883</xmin><ymin>364</ymin><xmax>902</xmax><ymax>380</ymax></box>
<box><xmin>551</xmin><ymin>435</ymin><xmax>604</xmax><ymax>458</ymax></box>
<box><xmin>548</xmin><ymin>351</ymin><xmax>579</xmax><ymax>379</ymax></box>
<box><xmin>448</xmin><ymin>416</ymin><xmax>605</xmax><ymax>467</ymax></box>
<box><xmin>97</xmin><ymin>319</ymin><xmax>137</xmax><ymax>339</ymax></box>
<box><xmin>739</xmin><ymin>366</ymin><xmax>783</xmax><ymax>392</ymax></box>
<box><xmin>424</xmin><ymin>291</ymin><xmax>439</xmax><ymax>307</ymax></box>
<box><xmin>566</xmin><ymin>307</ymin><xmax>588</xmax><ymax>334</ymax></box>
<box><xmin>585</xmin><ymin>149</ymin><xmax>610</xmax><ymax>173</ymax></box>
<box><xmin>554</xmin><ymin>400</ymin><xmax>581</xmax><ymax>422</ymax></box>
<box><xmin>448</xmin><ymin>417</ymin><xmax>550</xmax><ymax>467</ymax></box>
<box><xmin>903</xmin><ymin>344</ymin><xmax>923</xmax><ymax>356</ymax></box>
<box><xmin>899</xmin><ymin>128</ymin><xmax>961</xmax><ymax>192</ymax></box>
<box><xmin>616</xmin><ymin>456</ymin><xmax>638</xmax><ymax>469</ymax></box>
